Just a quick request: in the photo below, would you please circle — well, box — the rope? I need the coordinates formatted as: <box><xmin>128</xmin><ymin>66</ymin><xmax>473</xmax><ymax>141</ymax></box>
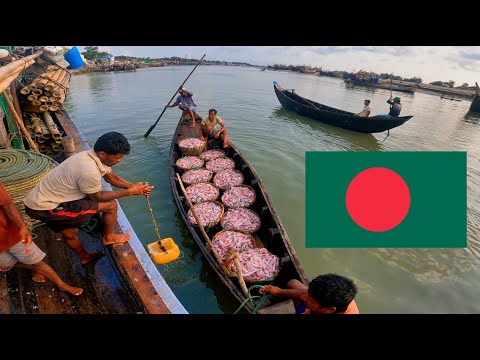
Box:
<box><xmin>0</xmin><ymin>149</ymin><xmax>57</xmax><ymax>228</ymax></box>
<box><xmin>146</xmin><ymin>195</ymin><xmax>167</xmax><ymax>251</ymax></box>
<box><xmin>233</xmin><ymin>285</ymin><xmax>267</xmax><ymax>314</ymax></box>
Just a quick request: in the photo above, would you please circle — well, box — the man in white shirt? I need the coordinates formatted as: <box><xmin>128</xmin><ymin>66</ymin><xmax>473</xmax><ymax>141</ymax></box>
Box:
<box><xmin>24</xmin><ymin>132</ymin><xmax>153</xmax><ymax>265</ymax></box>
<box><xmin>356</xmin><ymin>99</ymin><xmax>371</xmax><ymax>117</ymax></box>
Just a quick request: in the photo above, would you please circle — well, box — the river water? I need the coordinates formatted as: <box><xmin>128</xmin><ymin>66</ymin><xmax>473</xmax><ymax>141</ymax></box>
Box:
<box><xmin>64</xmin><ymin>65</ymin><xmax>480</xmax><ymax>314</ymax></box>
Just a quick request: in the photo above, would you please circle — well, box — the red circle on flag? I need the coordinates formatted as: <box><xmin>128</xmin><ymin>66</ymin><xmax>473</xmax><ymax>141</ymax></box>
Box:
<box><xmin>345</xmin><ymin>167</ymin><xmax>410</xmax><ymax>232</ymax></box>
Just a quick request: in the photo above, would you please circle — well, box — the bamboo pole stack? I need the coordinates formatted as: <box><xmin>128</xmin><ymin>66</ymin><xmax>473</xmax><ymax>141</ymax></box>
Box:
<box><xmin>23</xmin><ymin>111</ymin><xmax>65</xmax><ymax>155</ymax></box>
<box><xmin>19</xmin><ymin>68</ymin><xmax>70</xmax><ymax>113</ymax></box>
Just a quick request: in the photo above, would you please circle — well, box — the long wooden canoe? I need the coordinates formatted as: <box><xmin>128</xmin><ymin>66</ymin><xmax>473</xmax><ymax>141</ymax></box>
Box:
<box><xmin>274</xmin><ymin>81</ymin><xmax>413</xmax><ymax>133</ymax></box>
<box><xmin>169</xmin><ymin>114</ymin><xmax>308</xmax><ymax>313</ymax></box>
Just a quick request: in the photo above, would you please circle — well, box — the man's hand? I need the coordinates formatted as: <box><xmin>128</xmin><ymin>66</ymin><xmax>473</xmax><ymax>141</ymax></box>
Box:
<box><xmin>127</xmin><ymin>182</ymin><xmax>154</xmax><ymax>196</ymax></box>
<box><xmin>18</xmin><ymin>226</ymin><xmax>32</xmax><ymax>247</ymax></box>
<box><xmin>259</xmin><ymin>285</ymin><xmax>282</xmax><ymax>296</ymax></box>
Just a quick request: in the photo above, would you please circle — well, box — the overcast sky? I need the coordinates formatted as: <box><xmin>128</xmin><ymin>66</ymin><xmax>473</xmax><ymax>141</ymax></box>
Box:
<box><xmin>79</xmin><ymin>46</ymin><xmax>480</xmax><ymax>86</ymax></box>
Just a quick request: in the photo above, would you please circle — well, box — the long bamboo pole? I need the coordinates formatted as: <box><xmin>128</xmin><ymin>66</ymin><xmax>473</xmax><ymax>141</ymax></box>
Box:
<box><xmin>176</xmin><ymin>172</ymin><xmax>228</xmax><ymax>273</ymax></box>
<box><xmin>0</xmin><ymin>51</ymin><xmax>43</xmax><ymax>81</ymax></box>
<box><xmin>1</xmin><ymin>90</ymin><xmax>39</xmax><ymax>152</ymax></box>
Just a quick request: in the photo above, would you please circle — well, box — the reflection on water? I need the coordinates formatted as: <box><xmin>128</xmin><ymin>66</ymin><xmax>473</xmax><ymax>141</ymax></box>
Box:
<box><xmin>66</xmin><ymin>65</ymin><xmax>480</xmax><ymax>314</ymax></box>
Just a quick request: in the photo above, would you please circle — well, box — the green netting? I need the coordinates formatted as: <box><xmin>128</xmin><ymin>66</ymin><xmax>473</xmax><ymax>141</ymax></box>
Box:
<box><xmin>0</xmin><ymin>93</ymin><xmax>23</xmax><ymax>149</ymax></box>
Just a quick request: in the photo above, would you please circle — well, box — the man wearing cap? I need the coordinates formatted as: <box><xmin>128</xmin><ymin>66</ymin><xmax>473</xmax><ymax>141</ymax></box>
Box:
<box><xmin>165</xmin><ymin>86</ymin><xmax>198</xmax><ymax>128</ymax></box>
<box><xmin>387</xmin><ymin>96</ymin><xmax>402</xmax><ymax>117</ymax></box>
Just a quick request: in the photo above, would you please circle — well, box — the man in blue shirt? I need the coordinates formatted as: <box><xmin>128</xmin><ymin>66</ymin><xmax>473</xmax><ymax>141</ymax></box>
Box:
<box><xmin>165</xmin><ymin>86</ymin><xmax>198</xmax><ymax>128</ymax></box>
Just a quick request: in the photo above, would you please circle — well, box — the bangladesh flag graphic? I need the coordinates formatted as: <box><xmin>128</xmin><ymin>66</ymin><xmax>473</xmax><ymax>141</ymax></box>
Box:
<box><xmin>306</xmin><ymin>152</ymin><xmax>466</xmax><ymax>248</ymax></box>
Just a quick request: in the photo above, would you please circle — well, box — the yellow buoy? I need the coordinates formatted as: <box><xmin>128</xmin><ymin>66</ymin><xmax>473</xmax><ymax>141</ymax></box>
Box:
<box><xmin>145</xmin><ymin>195</ymin><xmax>180</xmax><ymax>265</ymax></box>
<box><xmin>147</xmin><ymin>238</ymin><xmax>180</xmax><ymax>264</ymax></box>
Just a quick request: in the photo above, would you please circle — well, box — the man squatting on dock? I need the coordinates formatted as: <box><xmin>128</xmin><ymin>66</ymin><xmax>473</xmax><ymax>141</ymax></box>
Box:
<box><xmin>24</xmin><ymin>132</ymin><xmax>153</xmax><ymax>265</ymax></box>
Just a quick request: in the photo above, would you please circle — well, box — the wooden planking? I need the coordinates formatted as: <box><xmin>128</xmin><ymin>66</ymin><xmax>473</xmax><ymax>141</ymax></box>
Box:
<box><xmin>4</xmin><ymin>270</ymin><xmax>21</xmax><ymax>313</ymax></box>
<box><xmin>78</xmin><ymin>230</ymin><xmax>139</xmax><ymax>314</ymax></box>
<box><xmin>16</xmin><ymin>265</ymin><xmax>39</xmax><ymax>314</ymax></box>
<box><xmin>32</xmin><ymin>226</ymin><xmax>76</xmax><ymax>314</ymax></box>
<box><xmin>0</xmin><ymin>273</ymin><xmax>11</xmax><ymax>314</ymax></box>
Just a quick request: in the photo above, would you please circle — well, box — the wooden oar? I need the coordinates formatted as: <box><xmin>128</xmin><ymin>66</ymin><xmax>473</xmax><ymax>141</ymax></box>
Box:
<box><xmin>144</xmin><ymin>54</ymin><xmax>206</xmax><ymax>138</ymax></box>
<box><xmin>176</xmin><ymin>173</ymin><xmax>228</xmax><ymax>273</ymax></box>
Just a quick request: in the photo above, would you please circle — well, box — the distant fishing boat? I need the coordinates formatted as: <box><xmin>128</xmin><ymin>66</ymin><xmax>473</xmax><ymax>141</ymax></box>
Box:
<box><xmin>273</xmin><ymin>81</ymin><xmax>413</xmax><ymax>134</ymax></box>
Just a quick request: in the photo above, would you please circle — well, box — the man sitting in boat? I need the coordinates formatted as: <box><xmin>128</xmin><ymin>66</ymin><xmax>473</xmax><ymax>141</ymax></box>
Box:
<box><xmin>199</xmin><ymin>108</ymin><xmax>232</xmax><ymax>148</ymax></box>
<box><xmin>24</xmin><ymin>132</ymin><xmax>154</xmax><ymax>265</ymax></box>
<box><xmin>378</xmin><ymin>96</ymin><xmax>402</xmax><ymax>117</ymax></box>
<box><xmin>1</xmin><ymin>182</ymin><xmax>83</xmax><ymax>296</ymax></box>
<box><xmin>165</xmin><ymin>86</ymin><xmax>198</xmax><ymax>128</ymax></box>
<box><xmin>259</xmin><ymin>273</ymin><xmax>359</xmax><ymax>314</ymax></box>
<box><xmin>355</xmin><ymin>99</ymin><xmax>371</xmax><ymax>117</ymax></box>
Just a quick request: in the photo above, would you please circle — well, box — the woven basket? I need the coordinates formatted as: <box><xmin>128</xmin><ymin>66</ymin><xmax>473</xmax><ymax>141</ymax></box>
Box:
<box><xmin>178</xmin><ymin>138</ymin><xmax>206</xmax><ymax>156</ymax></box>
<box><xmin>185</xmin><ymin>182</ymin><xmax>220</xmax><ymax>204</ymax></box>
<box><xmin>213</xmin><ymin>169</ymin><xmax>244</xmax><ymax>191</ymax></box>
<box><xmin>205</xmin><ymin>157</ymin><xmax>235</xmax><ymax>173</ymax></box>
<box><xmin>212</xmin><ymin>230</ymin><xmax>255</xmax><ymax>260</ymax></box>
<box><xmin>187</xmin><ymin>201</ymin><xmax>224</xmax><ymax>229</ymax></box>
<box><xmin>233</xmin><ymin>248</ymin><xmax>280</xmax><ymax>283</ymax></box>
<box><xmin>181</xmin><ymin>168</ymin><xmax>213</xmax><ymax>186</ymax></box>
<box><xmin>221</xmin><ymin>208</ymin><xmax>261</xmax><ymax>234</ymax></box>
<box><xmin>221</xmin><ymin>185</ymin><xmax>256</xmax><ymax>209</ymax></box>
<box><xmin>199</xmin><ymin>149</ymin><xmax>226</xmax><ymax>161</ymax></box>
<box><xmin>175</xmin><ymin>156</ymin><xmax>204</xmax><ymax>172</ymax></box>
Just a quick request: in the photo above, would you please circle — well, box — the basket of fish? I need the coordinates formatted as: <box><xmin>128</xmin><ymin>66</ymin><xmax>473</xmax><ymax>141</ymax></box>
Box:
<box><xmin>212</xmin><ymin>230</ymin><xmax>255</xmax><ymax>260</ymax></box>
<box><xmin>187</xmin><ymin>201</ymin><xmax>224</xmax><ymax>229</ymax></box>
<box><xmin>181</xmin><ymin>168</ymin><xmax>213</xmax><ymax>186</ymax></box>
<box><xmin>221</xmin><ymin>207</ymin><xmax>261</xmax><ymax>234</ymax></box>
<box><xmin>178</xmin><ymin>137</ymin><xmax>206</xmax><ymax>156</ymax></box>
<box><xmin>221</xmin><ymin>185</ymin><xmax>256</xmax><ymax>209</ymax></box>
<box><xmin>231</xmin><ymin>248</ymin><xmax>280</xmax><ymax>283</ymax></box>
<box><xmin>186</xmin><ymin>182</ymin><xmax>220</xmax><ymax>204</ymax></box>
<box><xmin>205</xmin><ymin>157</ymin><xmax>235</xmax><ymax>173</ymax></box>
<box><xmin>175</xmin><ymin>156</ymin><xmax>204</xmax><ymax>172</ymax></box>
<box><xmin>199</xmin><ymin>149</ymin><xmax>226</xmax><ymax>162</ymax></box>
<box><xmin>213</xmin><ymin>169</ymin><xmax>244</xmax><ymax>191</ymax></box>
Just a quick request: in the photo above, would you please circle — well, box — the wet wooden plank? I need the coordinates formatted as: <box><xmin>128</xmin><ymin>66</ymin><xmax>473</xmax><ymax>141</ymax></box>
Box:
<box><xmin>16</xmin><ymin>266</ymin><xmax>39</xmax><ymax>314</ymax></box>
<box><xmin>32</xmin><ymin>227</ymin><xmax>76</xmax><ymax>314</ymax></box>
<box><xmin>0</xmin><ymin>272</ymin><xmax>11</xmax><ymax>314</ymax></box>
<box><xmin>5</xmin><ymin>269</ymin><xmax>21</xmax><ymax>313</ymax></box>
<box><xmin>78</xmin><ymin>229</ymin><xmax>139</xmax><ymax>314</ymax></box>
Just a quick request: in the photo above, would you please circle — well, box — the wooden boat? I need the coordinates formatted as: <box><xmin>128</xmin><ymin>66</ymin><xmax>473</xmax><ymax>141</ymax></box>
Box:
<box><xmin>0</xmin><ymin>52</ymin><xmax>186</xmax><ymax>314</ymax></box>
<box><xmin>273</xmin><ymin>81</ymin><xmax>414</xmax><ymax>133</ymax></box>
<box><xmin>169</xmin><ymin>114</ymin><xmax>308</xmax><ymax>313</ymax></box>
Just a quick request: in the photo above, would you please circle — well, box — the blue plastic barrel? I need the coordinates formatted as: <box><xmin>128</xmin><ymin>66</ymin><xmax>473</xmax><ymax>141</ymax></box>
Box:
<box><xmin>64</xmin><ymin>46</ymin><xmax>84</xmax><ymax>69</ymax></box>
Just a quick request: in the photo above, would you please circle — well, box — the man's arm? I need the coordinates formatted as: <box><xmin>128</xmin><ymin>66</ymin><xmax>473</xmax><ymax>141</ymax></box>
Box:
<box><xmin>259</xmin><ymin>285</ymin><xmax>305</xmax><ymax>302</ymax></box>
<box><xmin>86</xmin><ymin>182</ymin><xmax>153</xmax><ymax>202</ymax></box>
<box><xmin>103</xmin><ymin>171</ymin><xmax>133</xmax><ymax>189</ymax></box>
<box><xmin>2</xmin><ymin>203</ymin><xmax>33</xmax><ymax>245</ymax></box>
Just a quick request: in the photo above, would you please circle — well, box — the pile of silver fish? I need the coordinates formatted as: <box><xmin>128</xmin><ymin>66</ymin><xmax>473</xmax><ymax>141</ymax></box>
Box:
<box><xmin>206</xmin><ymin>157</ymin><xmax>235</xmax><ymax>173</ymax></box>
<box><xmin>221</xmin><ymin>208</ymin><xmax>261</xmax><ymax>234</ymax></box>
<box><xmin>176</xmin><ymin>156</ymin><xmax>204</xmax><ymax>171</ymax></box>
<box><xmin>212</xmin><ymin>230</ymin><xmax>255</xmax><ymax>260</ymax></box>
<box><xmin>188</xmin><ymin>201</ymin><xmax>224</xmax><ymax>227</ymax></box>
<box><xmin>181</xmin><ymin>168</ymin><xmax>213</xmax><ymax>185</ymax></box>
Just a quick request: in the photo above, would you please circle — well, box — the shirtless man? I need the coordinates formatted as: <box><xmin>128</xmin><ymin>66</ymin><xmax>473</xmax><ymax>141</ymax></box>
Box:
<box><xmin>24</xmin><ymin>132</ymin><xmax>153</xmax><ymax>265</ymax></box>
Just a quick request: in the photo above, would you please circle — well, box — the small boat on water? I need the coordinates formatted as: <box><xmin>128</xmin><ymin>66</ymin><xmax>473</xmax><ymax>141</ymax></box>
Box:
<box><xmin>0</xmin><ymin>49</ymin><xmax>186</xmax><ymax>314</ymax></box>
<box><xmin>273</xmin><ymin>81</ymin><xmax>413</xmax><ymax>134</ymax></box>
<box><xmin>169</xmin><ymin>114</ymin><xmax>308</xmax><ymax>313</ymax></box>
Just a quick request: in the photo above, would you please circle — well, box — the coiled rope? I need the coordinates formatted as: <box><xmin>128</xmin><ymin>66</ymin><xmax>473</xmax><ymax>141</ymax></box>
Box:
<box><xmin>233</xmin><ymin>285</ymin><xmax>267</xmax><ymax>314</ymax></box>
<box><xmin>0</xmin><ymin>149</ymin><xmax>57</xmax><ymax>228</ymax></box>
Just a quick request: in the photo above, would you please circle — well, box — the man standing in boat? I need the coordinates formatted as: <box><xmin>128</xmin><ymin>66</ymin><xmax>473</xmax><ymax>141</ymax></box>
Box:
<box><xmin>199</xmin><ymin>108</ymin><xmax>232</xmax><ymax>148</ymax></box>
<box><xmin>24</xmin><ymin>132</ymin><xmax>154</xmax><ymax>265</ymax></box>
<box><xmin>165</xmin><ymin>86</ymin><xmax>198</xmax><ymax>128</ymax></box>
<box><xmin>378</xmin><ymin>96</ymin><xmax>402</xmax><ymax>118</ymax></box>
